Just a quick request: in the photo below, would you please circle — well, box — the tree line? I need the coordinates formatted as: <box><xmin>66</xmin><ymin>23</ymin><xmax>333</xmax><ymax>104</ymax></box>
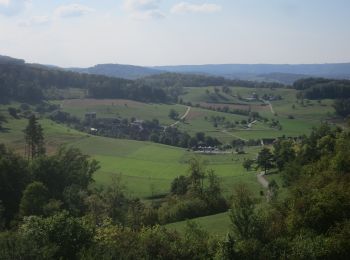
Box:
<box><xmin>0</xmin><ymin>63</ymin><xmax>173</xmax><ymax>103</ymax></box>
<box><xmin>138</xmin><ymin>72</ymin><xmax>286</xmax><ymax>89</ymax></box>
<box><xmin>0</xmin><ymin>62</ymin><xmax>287</xmax><ymax>104</ymax></box>
<box><xmin>294</xmin><ymin>77</ymin><xmax>350</xmax><ymax>99</ymax></box>
<box><xmin>50</xmin><ymin>110</ymin><xmax>221</xmax><ymax>149</ymax></box>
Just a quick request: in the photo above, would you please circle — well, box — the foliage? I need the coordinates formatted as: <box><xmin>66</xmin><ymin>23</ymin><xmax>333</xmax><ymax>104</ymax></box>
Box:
<box><xmin>0</xmin><ymin>63</ymin><xmax>172</xmax><ymax>103</ymax></box>
<box><xmin>31</xmin><ymin>146</ymin><xmax>99</xmax><ymax>200</ymax></box>
<box><xmin>24</xmin><ymin>115</ymin><xmax>45</xmax><ymax>160</ymax></box>
<box><xmin>333</xmin><ymin>98</ymin><xmax>350</xmax><ymax>118</ymax></box>
<box><xmin>242</xmin><ymin>158</ymin><xmax>254</xmax><ymax>171</ymax></box>
<box><xmin>294</xmin><ymin>77</ymin><xmax>350</xmax><ymax>99</ymax></box>
<box><xmin>19</xmin><ymin>182</ymin><xmax>49</xmax><ymax>217</ymax></box>
<box><xmin>273</xmin><ymin>139</ymin><xmax>296</xmax><ymax>171</ymax></box>
<box><xmin>0</xmin><ymin>144</ymin><xmax>30</xmax><ymax>226</ymax></box>
<box><xmin>257</xmin><ymin>147</ymin><xmax>274</xmax><ymax>174</ymax></box>
<box><xmin>168</xmin><ymin>109</ymin><xmax>179</xmax><ymax>120</ymax></box>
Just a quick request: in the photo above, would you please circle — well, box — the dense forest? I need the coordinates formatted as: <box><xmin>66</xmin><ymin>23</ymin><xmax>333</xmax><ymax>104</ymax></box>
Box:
<box><xmin>0</xmin><ymin>118</ymin><xmax>349</xmax><ymax>259</ymax></box>
<box><xmin>294</xmin><ymin>78</ymin><xmax>350</xmax><ymax>99</ymax></box>
<box><xmin>138</xmin><ymin>72</ymin><xmax>285</xmax><ymax>89</ymax></box>
<box><xmin>0</xmin><ymin>63</ymin><xmax>172</xmax><ymax>103</ymax></box>
<box><xmin>0</xmin><ymin>61</ymin><xmax>286</xmax><ymax>105</ymax></box>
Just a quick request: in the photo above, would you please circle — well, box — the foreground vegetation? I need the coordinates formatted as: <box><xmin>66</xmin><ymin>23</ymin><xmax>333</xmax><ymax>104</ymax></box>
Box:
<box><xmin>1</xmin><ymin>56</ymin><xmax>350</xmax><ymax>258</ymax></box>
<box><xmin>0</xmin><ymin>121</ymin><xmax>349</xmax><ymax>259</ymax></box>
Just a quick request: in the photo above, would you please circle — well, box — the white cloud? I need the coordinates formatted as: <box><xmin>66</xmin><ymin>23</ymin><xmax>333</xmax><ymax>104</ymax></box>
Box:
<box><xmin>171</xmin><ymin>2</ymin><xmax>221</xmax><ymax>14</ymax></box>
<box><xmin>123</xmin><ymin>0</ymin><xmax>164</xmax><ymax>20</ymax></box>
<box><xmin>54</xmin><ymin>4</ymin><xmax>94</xmax><ymax>19</ymax></box>
<box><xmin>130</xmin><ymin>9</ymin><xmax>164</xmax><ymax>20</ymax></box>
<box><xmin>19</xmin><ymin>15</ymin><xmax>50</xmax><ymax>27</ymax></box>
<box><xmin>18</xmin><ymin>3</ymin><xmax>94</xmax><ymax>28</ymax></box>
<box><xmin>124</xmin><ymin>0</ymin><xmax>161</xmax><ymax>11</ymax></box>
<box><xmin>0</xmin><ymin>0</ymin><xmax>10</xmax><ymax>6</ymax></box>
<box><xmin>0</xmin><ymin>0</ymin><xmax>28</xmax><ymax>16</ymax></box>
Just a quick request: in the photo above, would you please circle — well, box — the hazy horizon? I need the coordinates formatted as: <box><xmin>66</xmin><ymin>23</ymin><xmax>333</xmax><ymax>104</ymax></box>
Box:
<box><xmin>1</xmin><ymin>0</ymin><xmax>350</xmax><ymax>67</ymax></box>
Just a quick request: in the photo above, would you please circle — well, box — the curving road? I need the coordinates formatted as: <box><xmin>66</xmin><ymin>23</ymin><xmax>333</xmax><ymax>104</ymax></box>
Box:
<box><xmin>221</xmin><ymin>130</ymin><xmax>248</xmax><ymax>141</ymax></box>
<box><xmin>169</xmin><ymin>106</ymin><xmax>191</xmax><ymax>127</ymax></box>
<box><xmin>262</xmin><ymin>100</ymin><xmax>275</xmax><ymax>115</ymax></box>
<box><xmin>257</xmin><ymin>171</ymin><xmax>269</xmax><ymax>188</ymax></box>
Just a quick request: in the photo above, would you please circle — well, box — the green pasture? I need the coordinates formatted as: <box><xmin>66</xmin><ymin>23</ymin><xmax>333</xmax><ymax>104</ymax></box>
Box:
<box><xmin>178</xmin><ymin>87</ymin><xmax>336</xmax><ymax>140</ymax></box>
<box><xmin>73</xmin><ymin>135</ymin><xmax>262</xmax><ymax>198</ymax></box>
<box><xmin>1</xmin><ymin>104</ymin><xmax>261</xmax><ymax>198</ymax></box>
<box><xmin>165</xmin><ymin>212</ymin><xmax>231</xmax><ymax>237</ymax></box>
<box><xmin>56</xmin><ymin>99</ymin><xmax>188</xmax><ymax>125</ymax></box>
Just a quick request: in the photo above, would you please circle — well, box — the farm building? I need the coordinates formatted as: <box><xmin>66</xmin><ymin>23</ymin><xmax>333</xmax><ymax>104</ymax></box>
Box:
<box><xmin>85</xmin><ymin>112</ymin><xmax>97</xmax><ymax>120</ymax></box>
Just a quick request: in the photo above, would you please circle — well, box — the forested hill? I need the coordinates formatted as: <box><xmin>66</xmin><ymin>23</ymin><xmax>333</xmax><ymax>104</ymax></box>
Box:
<box><xmin>0</xmin><ymin>55</ymin><xmax>288</xmax><ymax>104</ymax></box>
<box><xmin>0</xmin><ymin>62</ymin><xmax>171</xmax><ymax>103</ymax></box>
<box><xmin>137</xmin><ymin>72</ymin><xmax>285</xmax><ymax>89</ymax></box>
<box><xmin>0</xmin><ymin>55</ymin><xmax>25</xmax><ymax>65</ymax></box>
<box><xmin>69</xmin><ymin>64</ymin><xmax>164</xmax><ymax>80</ymax></box>
<box><xmin>294</xmin><ymin>78</ymin><xmax>350</xmax><ymax>99</ymax></box>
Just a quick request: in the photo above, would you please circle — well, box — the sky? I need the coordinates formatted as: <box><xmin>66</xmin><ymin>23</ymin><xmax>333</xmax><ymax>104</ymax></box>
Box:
<box><xmin>0</xmin><ymin>0</ymin><xmax>349</xmax><ymax>67</ymax></box>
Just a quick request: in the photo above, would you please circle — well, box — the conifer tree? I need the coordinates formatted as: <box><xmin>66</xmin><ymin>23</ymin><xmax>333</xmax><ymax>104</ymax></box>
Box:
<box><xmin>24</xmin><ymin>115</ymin><xmax>45</xmax><ymax>160</ymax></box>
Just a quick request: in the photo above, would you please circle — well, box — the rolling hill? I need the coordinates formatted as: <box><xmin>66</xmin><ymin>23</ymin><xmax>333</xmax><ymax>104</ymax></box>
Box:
<box><xmin>69</xmin><ymin>63</ymin><xmax>164</xmax><ymax>79</ymax></box>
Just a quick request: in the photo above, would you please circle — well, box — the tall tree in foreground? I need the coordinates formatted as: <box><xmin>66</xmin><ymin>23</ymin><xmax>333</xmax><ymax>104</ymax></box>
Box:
<box><xmin>257</xmin><ymin>147</ymin><xmax>274</xmax><ymax>174</ymax></box>
<box><xmin>0</xmin><ymin>113</ymin><xmax>7</xmax><ymax>130</ymax></box>
<box><xmin>333</xmin><ymin>98</ymin><xmax>350</xmax><ymax>118</ymax></box>
<box><xmin>19</xmin><ymin>181</ymin><xmax>49</xmax><ymax>217</ymax></box>
<box><xmin>24</xmin><ymin>115</ymin><xmax>45</xmax><ymax>160</ymax></box>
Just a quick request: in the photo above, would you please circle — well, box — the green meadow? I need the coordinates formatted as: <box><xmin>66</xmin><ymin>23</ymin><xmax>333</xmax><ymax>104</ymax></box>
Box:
<box><xmin>0</xmin><ymin>104</ymin><xmax>261</xmax><ymax>198</ymax></box>
<box><xmin>165</xmin><ymin>212</ymin><xmax>231</xmax><ymax>238</ymax></box>
<box><xmin>57</xmin><ymin>99</ymin><xmax>188</xmax><ymax>125</ymax></box>
<box><xmin>0</xmin><ymin>85</ymin><xmax>339</xmax><ymax>235</ymax></box>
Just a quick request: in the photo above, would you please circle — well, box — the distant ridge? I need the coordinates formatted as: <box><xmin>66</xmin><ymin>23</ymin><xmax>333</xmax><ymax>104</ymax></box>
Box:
<box><xmin>69</xmin><ymin>62</ymin><xmax>350</xmax><ymax>84</ymax></box>
<box><xmin>1</xmin><ymin>54</ymin><xmax>350</xmax><ymax>84</ymax></box>
<box><xmin>0</xmin><ymin>55</ymin><xmax>25</xmax><ymax>65</ymax></box>
<box><xmin>154</xmin><ymin>63</ymin><xmax>350</xmax><ymax>84</ymax></box>
<box><xmin>68</xmin><ymin>64</ymin><xmax>164</xmax><ymax>80</ymax></box>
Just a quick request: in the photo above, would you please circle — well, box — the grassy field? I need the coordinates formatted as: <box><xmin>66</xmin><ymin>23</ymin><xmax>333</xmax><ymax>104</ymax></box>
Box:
<box><xmin>73</xmin><ymin>136</ymin><xmax>262</xmax><ymax>198</ymax></box>
<box><xmin>165</xmin><ymin>212</ymin><xmax>231</xmax><ymax>237</ymax></box>
<box><xmin>0</xmin><ymin>104</ymin><xmax>262</xmax><ymax>198</ymax></box>
<box><xmin>57</xmin><ymin>99</ymin><xmax>188</xmax><ymax>125</ymax></box>
<box><xmin>1</xmin><ymin>86</ymin><xmax>335</xmax><ymax>199</ymax></box>
<box><xmin>179</xmin><ymin>87</ymin><xmax>335</xmax><ymax>140</ymax></box>
<box><xmin>54</xmin><ymin>85</ymin><xmax>336</xmax><ymax>144</ymax></box>
<box><xmin>1</xmin><ymin>86</ymin><xmax>333</xmax><ymax>235</ymax></box>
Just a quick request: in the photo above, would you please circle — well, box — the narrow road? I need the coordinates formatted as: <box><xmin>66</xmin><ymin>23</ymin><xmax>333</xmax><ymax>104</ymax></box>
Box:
<box><xmin>248</xmin><ymin>120</ymin><xmax>257</xmax><ymax>128</ymax></box>
<box><xmin>169</xmin><ymin>106</ymin><xmax>191</xmax><ymax>127</ymax></box>
<box><xmin>257</xmin><ymin>171</ymin><xmax>269</xmax><ymax>188</ymax></box>
<box><xmin>262</xmin><ymin>99</ymin><xmax>275</xmax><ymax>115</ymax></box>
<box><xmin>221</xmin><ymin>130</ymin><xmax>248</xmax><ymax>141</ymax></box>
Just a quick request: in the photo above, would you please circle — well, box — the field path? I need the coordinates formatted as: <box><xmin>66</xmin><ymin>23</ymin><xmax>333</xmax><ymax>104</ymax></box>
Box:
<box><xmin>263</xmin><ymin>100</ymin><xmax>275</xmax><ymax>115</ymax></box>
<box><xmin>170</xmin><ymin>106</ymin><xmax>191</xmax><ymax>127</ymax></box>
<box><xmin>257</xmin><ymin>171</ymin><xmax>269</xmax><ymax>188</ymax></box>
<box><xmin>221</xmin><ymin>130</ymin><xmax>248</xmax><ymax>141</ymax></box>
